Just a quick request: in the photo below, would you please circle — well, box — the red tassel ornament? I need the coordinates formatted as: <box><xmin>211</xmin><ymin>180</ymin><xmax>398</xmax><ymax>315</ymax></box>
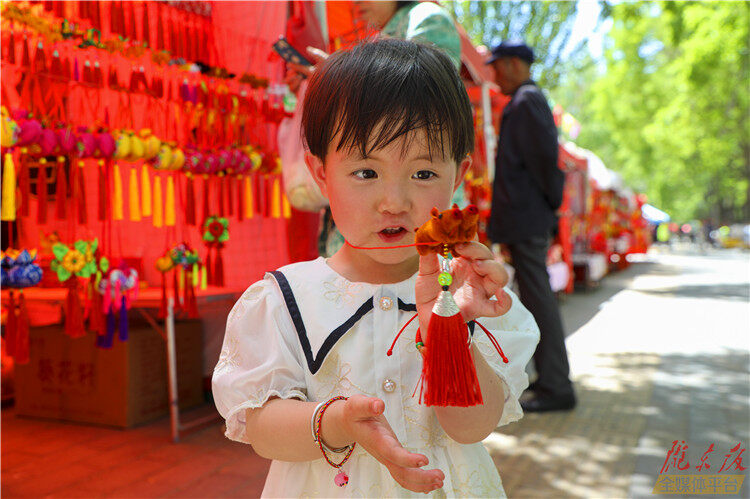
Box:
<box><xmin>214</xmin><ymin>244</ymin><xmax>225</xmax><ymax>287</ymax></box>
<box><xmin>185</xmin><ymin>173</ymin><xmax>196</xmax><ymax>226</ymax></box>
<box><xmin>55</xmin><ymin>157</ymin><xmax>67</xmax><ymax>220</ymax></box>
<box><xmin>420</xmin><ymin>282</ymin><xmax>483</xmax><ymax>407</ymax></box>
<box><xmin>65</xmin><ymin>278</ymin><xmax>86</xmax><ymax>338</ymax></box>
<box><xmin>18</xmin><ymin>154</ymin><xmax>31</xmax><ymax>217</ymax></box>
<box><xmin>36</xmin><ymin>158</ymin><xmax>49</xmax><ymax>224</ymax></box>
<box><xmin>420</xmin><ymin>246</ymin><xmax>483</xmax><ymax>407</ymax></box>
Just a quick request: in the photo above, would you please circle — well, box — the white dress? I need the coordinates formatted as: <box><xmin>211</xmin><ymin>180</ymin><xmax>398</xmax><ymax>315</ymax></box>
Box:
<box><xmin>212</xmin><ymin>257</ymin><xmax>540</xmax><ymax>498</ymax></box>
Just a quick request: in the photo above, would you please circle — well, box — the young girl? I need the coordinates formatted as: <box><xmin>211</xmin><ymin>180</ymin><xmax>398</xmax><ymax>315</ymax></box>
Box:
<box><xmin>213</xmin><ymin>39</ymin><xmax>540</xmax><ymax>497</ymax></box>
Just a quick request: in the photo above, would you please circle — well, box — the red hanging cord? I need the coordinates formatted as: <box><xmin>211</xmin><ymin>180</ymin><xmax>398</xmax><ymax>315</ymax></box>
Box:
<box><xmin>387</xmin><ymin>312</ymin><xmax>419</xmax><ymax>356</ymax></box>
<box><xmin>472</xmin><ymin>320</ymin><xmax>509</xmax><ymax>363</ymax></box>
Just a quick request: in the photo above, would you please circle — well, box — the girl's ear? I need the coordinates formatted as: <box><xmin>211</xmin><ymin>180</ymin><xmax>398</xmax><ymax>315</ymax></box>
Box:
<box><xmin>453</xmin><ymin>156</ymin><xmax>472</xmax><ymax>193</ymax></box>
<box><xmin>304</xmin><ymin>151</ymin><xmax>329</xmax><ymax>199</ymax></box>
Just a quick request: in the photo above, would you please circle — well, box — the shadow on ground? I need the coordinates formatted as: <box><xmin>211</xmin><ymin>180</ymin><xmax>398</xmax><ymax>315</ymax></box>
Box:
<box><xmin>485</xmin><ymin>349</ymin><xmax>750</xmax><ymax>498</ymax></box>
<box><xmin>636</xmin><ymin>283</ymin><xmax>750</xmax><ymax>302</ymax></box>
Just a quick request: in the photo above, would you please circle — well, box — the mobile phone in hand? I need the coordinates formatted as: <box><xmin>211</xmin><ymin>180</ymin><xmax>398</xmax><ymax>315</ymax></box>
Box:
<box><xmin>273</xmin><ymin>37</ymin><xmax>313</xmax><ymax>67</ymax></box>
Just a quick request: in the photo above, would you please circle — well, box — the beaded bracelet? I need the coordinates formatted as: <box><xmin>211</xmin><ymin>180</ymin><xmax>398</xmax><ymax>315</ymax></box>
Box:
<box><xmin>314</xmin><ymin>396</ymin><xmax>355</xmax><ymax>487</ymax></box>
<box><xmin>311</xmin><ymin>401</ymin><xmax>349</xmax><ymax>453</ymax></box>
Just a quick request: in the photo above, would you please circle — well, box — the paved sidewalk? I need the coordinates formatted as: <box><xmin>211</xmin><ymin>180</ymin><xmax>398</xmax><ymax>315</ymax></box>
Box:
<box><xmin>488</xmin><ymin>247</ymin><xmax>750</xmax><ymax>498</ymax></box>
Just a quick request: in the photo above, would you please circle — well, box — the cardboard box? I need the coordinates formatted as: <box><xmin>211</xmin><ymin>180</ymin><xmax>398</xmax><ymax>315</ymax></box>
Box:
<box><xmin>14</xmin><ymin>316</ymin><xmax>204</xmax><ymax>428</ymax></box>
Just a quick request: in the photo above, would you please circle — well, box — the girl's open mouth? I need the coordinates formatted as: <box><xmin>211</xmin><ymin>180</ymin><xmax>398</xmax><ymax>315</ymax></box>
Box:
<box><xmin>378</xmin><ymin>227</ymin><xmax>407</xmax><ymax>242</ymax></box>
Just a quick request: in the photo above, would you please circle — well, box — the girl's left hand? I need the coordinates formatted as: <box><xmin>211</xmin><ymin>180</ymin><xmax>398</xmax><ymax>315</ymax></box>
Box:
<box><xmin>415</xmin><ymin>242</ymin><xmax>512</xmax><ymax>340</ymax></box>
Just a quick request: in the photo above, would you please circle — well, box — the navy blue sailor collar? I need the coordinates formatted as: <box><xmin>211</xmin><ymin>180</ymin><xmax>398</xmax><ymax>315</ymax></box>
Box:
<box><xmin>268</xmin><ymin>257</ymin><xmax>475</xmax><ymax>374</ymax></box>
<box><xmin>268</xmin><ymin>257</ymin><xmax>419</xmax><ymax>374</ymax></box>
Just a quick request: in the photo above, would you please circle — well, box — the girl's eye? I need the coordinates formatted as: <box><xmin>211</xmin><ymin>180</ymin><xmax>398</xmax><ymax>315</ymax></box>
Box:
<box><xmin>353</xmin><ymin>169</ymin><xmax>377</xmax><ymax>180</ymax></box>
<box><xmin>413</xmin><ymin>170</ymin><xmax>437</xmax><ymax>180</ymax></box>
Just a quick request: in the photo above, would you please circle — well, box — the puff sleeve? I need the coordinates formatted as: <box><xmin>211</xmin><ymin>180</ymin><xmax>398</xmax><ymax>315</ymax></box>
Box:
<box><xmin>212</xmin><ymin>276</ymin><xmax>307</xmax><ymax>444</ymax></box>
<box><xmin>471</xmin><ymin>287</ymin><xmax>540</xmax><ymax>427</ymax></box>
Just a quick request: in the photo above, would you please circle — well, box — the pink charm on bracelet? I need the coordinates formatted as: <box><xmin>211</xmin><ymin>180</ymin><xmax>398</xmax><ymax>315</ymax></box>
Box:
<box><xmin>334</xmin><ymin>470</ymin><xmax>349</xmax><ymax>487</ymax></box>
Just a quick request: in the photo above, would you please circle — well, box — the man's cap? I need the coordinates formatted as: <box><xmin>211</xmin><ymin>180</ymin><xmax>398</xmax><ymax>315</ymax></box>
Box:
<box><xmin>485</xmin><ymin>41</ymin><xmax>535</xmax><ymax>65</ymax></box>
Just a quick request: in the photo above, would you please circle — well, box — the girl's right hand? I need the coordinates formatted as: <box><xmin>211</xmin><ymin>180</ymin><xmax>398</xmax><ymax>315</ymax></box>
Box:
<box><xmin>337</xmin><ymin>395</ymin><xmax>445</xmax><ymax>493</ymax></box>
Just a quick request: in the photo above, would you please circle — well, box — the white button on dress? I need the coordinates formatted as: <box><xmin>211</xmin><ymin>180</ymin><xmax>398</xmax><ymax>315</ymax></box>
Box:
<box><xmin>382</xmin><ymin>379</ymin><xmax>396</xmax><ymax>392</ymax></box>
<box><xmin>379</xmin><ymin>296</ymin><xmax>393</xmax><ymax>311</ymax></box>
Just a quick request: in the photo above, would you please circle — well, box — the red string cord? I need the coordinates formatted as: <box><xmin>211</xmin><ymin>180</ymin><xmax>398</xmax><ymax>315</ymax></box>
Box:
<box><xmin>386</xmin><ymin>312</ymin><xmax>419</xmax><ymax>356</ymax></box>
<box><xmin>345</xmin><ymin>240</ymin><xmax>434</xmax><ymax>250</ymax></box>
<box><xmin>473</xmin><ymin>320</ymin><xmax>509</xmax><ymax>363</ymax></box>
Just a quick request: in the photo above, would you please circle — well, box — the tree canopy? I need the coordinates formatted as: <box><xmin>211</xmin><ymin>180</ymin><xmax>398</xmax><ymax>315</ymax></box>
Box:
<box><xmin>444</xmin><ymin>0</ymin><xmax>582</xmax><ymax>90</ymax></box>
<box><xmin>568</xmin><ymin>1</ymin><xmax>749</xmax><ymax>223</ymax></box>
<box><xmin>447</xmin><ymin>1</ymin><xmax>749</xmax><ymax>223</ymax></box>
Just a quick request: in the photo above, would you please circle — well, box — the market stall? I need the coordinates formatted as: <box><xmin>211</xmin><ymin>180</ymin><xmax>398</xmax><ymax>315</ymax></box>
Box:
<box><xmin>0</xmin><ymin>0</ymin><xmax>310</xmax><ymax>436</ymax></box>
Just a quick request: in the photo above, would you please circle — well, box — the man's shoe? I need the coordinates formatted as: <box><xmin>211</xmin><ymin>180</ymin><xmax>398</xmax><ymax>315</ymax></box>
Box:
<box><xmin>520</xmin><ymin>393</ymin><xmax>576</xmax><ymax>413</ymax></box>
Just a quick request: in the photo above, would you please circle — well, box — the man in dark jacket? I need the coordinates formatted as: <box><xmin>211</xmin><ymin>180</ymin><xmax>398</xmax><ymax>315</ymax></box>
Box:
<box><xmin>486</xmin><ymin>41</ymin><xmax>575</xmax><ymax>412</ymax></box>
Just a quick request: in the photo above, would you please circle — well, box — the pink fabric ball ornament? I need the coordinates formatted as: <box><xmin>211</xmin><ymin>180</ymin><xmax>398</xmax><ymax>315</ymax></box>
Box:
<box><xmin>218</xmin><ymin>150</ymin><xmax>232</xmax><ymax>172</ymax></box>
<box><xmin>203</xmin><ymin>153</ymin><xmax>218</xmax><ymax>174</ymax></box>
<box><xmin>38</xmin><ymin>128</ymin><xmax>58</xmax><ymax>156</ymax></box>
<box><xmin>56</xmin><ymin>128</ymin><xmax>76</xmax><ymax>154</ymax></box>
<box><xmin>17</xmin><ymin>118</ymin><xmax>42</xmax><ymax>146</ymax></box>
<box><xmin>97</xmin><ymin>133</ymin><xmax>116</xmax><ymax>157</ymax></box>
<box><xmin>186</xmin><ymin>149</ymin><xmax>205</xmax><ymax>174</ymax></box>
<box><xmin>76</xmin><ymin>131</ymin><xmax>96</xmax><ymax>158</ymax></box>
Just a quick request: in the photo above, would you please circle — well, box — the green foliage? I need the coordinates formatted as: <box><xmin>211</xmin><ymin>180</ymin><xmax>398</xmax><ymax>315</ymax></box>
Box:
<box><xmin>443</xmin><ymin>0</ymin><xmax>586</xmax><ymax>90</ymax></box>
<box><xmin>559</xmin><ymin>1</ymin><xmax>750</xmax><ymax>222</ymax></box>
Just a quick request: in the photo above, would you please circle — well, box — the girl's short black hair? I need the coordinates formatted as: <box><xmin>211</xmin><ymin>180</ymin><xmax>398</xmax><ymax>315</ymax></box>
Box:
<box><xmin>302</xmin><ymin>38</ymin><xmax>474</xmax><ymax>165</ymax></box>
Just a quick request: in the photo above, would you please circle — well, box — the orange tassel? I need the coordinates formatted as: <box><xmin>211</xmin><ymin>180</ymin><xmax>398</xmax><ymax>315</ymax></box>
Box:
<box><xmin>113</xmin><ymin>163</ymin><xmax>124</xmax><ymax>220</ymax></box>
<box><xmin>141</xmin><ymin>163</ymin><xmax>152</xmax><ymax>216</ymax></box>
<box><xmin>270</xmin><ymin>177</ymin><xmax>281</xmax><ymax>218</ymax></box>
<box><xmin>153</xmin><ymin>175</ymin><xmax>163</xmax><ymax>227</ymax></box>
<box><xmin>129</xmin><ymin>166</ymin><xmax>141</xmax><ymax>221</ymax></box>
<box><xmin>282</xmin><ymin>192</ymin><xmax>291</xmax><ymax>219</ymax></box>
<box><xmin>165</xmin><ymin>175</ymin><xmax>175</xmax><ymax>226</ymax></box>
<box><xmin>421</xmin><ymin>290</ymin><xmax>483</xmax><ymax>407</ymax></box>
<box><xmin>244</xmin><ymin>175</ymin><xmax>254</xmax><ymax>218</ymax></box>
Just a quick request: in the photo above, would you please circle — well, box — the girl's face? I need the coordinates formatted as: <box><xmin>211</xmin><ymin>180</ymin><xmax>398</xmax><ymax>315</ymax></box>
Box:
<box><xmin>306</xmin><ymin>129</ymin><xmax>471</xmax><ymax>283</ymax></box>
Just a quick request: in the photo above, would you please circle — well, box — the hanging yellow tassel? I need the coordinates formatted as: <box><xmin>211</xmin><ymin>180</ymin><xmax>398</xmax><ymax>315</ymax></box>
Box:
<box><xmin>165</xmin><ymin>175</ymin><xmax>176</xmax><ymax>226</ymax></box>
<box><xmin>141</xmin><ymin>164</ymin><xmax>152</xmax><ymax>217</ymax></box>
<box><xmin>1</xmin><ymin>153</ymin><xmax>17</xmax><ymax>221</ymax></box>
<box><xmin>244</xmin><ymin>175</ymin><xmax>254</xmax><ymax>218</ymax></box>
<box><xmin>270</xmin><ymin>176</ymin><xmax>281</xmax><ymax>218</ymax></box>
<box><xmin>113</xmin><ymin>163</ymin><xmax>124</xmax><ymax>221</ymax></box>
<box><xmin>201</xmin><ymin>264</ymin><xmax>208</xmax><ymax>290</ymax></box>
<box><xmin>282</xmin><ymin>192</ymin><xmax>291</xmax><ymax>219</ymax></box>
<box><xmin>192</xmin><ymin>263</ymin><xmax>199</xmax><ymax>287</ymax></box>
<box><xmin>128</xmin><ymin>167</ymin><xmax>141</xmax><ymax>221</ymax></box>
<box><xmin>153</xmin><ymin>175</ymin><xmax>163</xmax><ymax>227</ymax></box>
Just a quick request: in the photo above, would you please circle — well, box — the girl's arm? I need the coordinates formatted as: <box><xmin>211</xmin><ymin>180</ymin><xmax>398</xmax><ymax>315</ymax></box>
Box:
<box><xmin>432</xmin><ymin>345</ymin><xmax>505</xmax><ymax>444</ymax></box>
<box><xmin>244</xmin><ymin>396</ymin><xmax>446</xmax><ymax>494</ymax></box>
<box><xmin>243</xmin><ymin>398</ymin><xmax>350</xmax><ymax>462</ymax></box>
